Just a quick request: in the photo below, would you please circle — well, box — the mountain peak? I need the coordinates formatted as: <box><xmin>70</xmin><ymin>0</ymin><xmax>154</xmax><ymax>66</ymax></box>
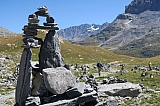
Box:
<box><xmin>125</xmin><ymin>0</ymin><xmax>160</xmax><ymax>14</ymax></box>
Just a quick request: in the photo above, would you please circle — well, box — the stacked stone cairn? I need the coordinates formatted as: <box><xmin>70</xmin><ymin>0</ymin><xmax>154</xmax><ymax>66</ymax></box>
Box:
<box><xmin>14</xmin><ymin>6</ymin><xmax>98</xmax><ymax>106</ymax></box>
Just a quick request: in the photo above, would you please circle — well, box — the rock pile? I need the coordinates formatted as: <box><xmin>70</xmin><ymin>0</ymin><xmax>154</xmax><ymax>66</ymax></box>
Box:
<box><xmin>13</xmin><ymin>6</ymin><xmax>146</xmax><ymax>106</ymax></box>
<box><xmin>14</xmin><ymin>6</ymin><xmax>99</xmax><ymax>106</ymax></box>
<box><xmin>0</xmin><ymin>57</ymin><xmax>17</xmax><ymax>90</ymax></box>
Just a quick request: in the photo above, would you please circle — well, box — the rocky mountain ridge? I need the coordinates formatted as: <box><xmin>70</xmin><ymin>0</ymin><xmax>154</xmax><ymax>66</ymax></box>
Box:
<box><xmin>0</xmin><ymin>27</ymin><xmax>16</xmax><ymax>36</ymax></box>
<box><xmin>100</xmin><ymin>10</ymin><xmax>160</xmax><ymax>49</ymax></box>
<box><xmin>57</xmin><ymin>22</ymin><xmax>109</xmax><ymax>42</ymax></box>
<box><xmin>125</xmin><ymin>0</ymin><xmax>160</xmax><ymax>14</ymax></box>
<box><xmin>80</xmin><ymin>0</ymin><xmax>160</xmax><ymax>58</ymax></box>
<box><xmin>115</xmin><ymin>27</ymin><xmax>160</xmax><ymax>58</ymax></box>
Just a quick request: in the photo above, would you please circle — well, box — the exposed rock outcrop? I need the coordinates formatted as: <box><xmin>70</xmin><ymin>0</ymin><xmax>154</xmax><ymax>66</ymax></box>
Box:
<box><xmin>82</xmin><ymin>0</ymin><xmax>160</xmax><ymax>57</ymax></box>
<box><xmin>125</xmin><ymin>0</ymin><xmax>160</xmax><ymax>14</ymax></box>
<box><xmin>57</xmin><ymin>22</ymin><xmax>109</xmax><ymax>42</ymax></box>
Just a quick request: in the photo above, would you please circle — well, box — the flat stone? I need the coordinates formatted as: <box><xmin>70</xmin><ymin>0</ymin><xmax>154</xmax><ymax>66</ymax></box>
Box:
<box><xmin>32</xmin><ymin>26</ymin><xmax>59</xmax><ymax>30</ymax></box>
<box><xmin>35</xmin><ymin>11</ymin><xmax>49</xmax><ymax>17</ymax></box>
<box><xmin>24</xmin><ymin>31</ymin><xmax>37</xmax><ymax>35</ymax></box>
<box><xmin>39</xmin><ymin>90</ymin><xmax>97</xmax><ymax>106</ymax></box>
<box><xmin>43</xmin><ymin>23</ymin><xmax>57</xmax><ymax>26</ymax></box>
<box><xmin>98</xmin><ymin>82</ymin><xmax>142</xmax><ymax>97</ymax></box>
<box><xmin>23</xmin><ymin>35</ymin><xmax>36</xmax><ymax>38</ymax></box>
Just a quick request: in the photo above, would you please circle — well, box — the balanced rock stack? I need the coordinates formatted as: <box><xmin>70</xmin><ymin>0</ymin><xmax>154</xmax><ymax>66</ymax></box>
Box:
<box><xmin>15</xmin><ymin>6</ymin><xmax>98</xmax><ymax>106</ymax></box>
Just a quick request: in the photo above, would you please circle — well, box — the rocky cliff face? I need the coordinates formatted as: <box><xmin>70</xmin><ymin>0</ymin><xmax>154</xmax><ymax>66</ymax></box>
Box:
<box><xmin>100</xmin><ymin>10</ymin><xmax>160</xmax><ymax>57</ymax></box>
<box><xmin>0</xmin><ymin>27</ymin><xmax>16</xmax><ymax>36</ymax></box>
<box><xmin>80</xmin><ymin>0</ymin><xmax>160</xmax><ymax>57</ymax></box>
<box><xmin>100</xmin><ymin>11</ymin><xmax>160</xmax><ymax>49</ymax></box>
<box><xmin>57</xmin><ymin>22</ymin><xmax>109</xmax><ymax>42</ymax></box>
<box><xmin>125</xmin><ymin>0</ymin><xmax>160</xmax><ymax>14</ymax></box>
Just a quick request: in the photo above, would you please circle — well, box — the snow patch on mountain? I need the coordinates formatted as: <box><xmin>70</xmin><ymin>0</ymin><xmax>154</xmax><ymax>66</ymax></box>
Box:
<box><xmin>87</xmin><ymin>25</ymin><xmax>99</xmax><ymax>32</ymax></box>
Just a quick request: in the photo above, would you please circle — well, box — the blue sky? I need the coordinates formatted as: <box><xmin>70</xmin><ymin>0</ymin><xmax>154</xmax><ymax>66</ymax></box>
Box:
<box><xmin>0</xmin><ymin>0</ymin><xmax>132</xmax><ymax>33</ymax></box>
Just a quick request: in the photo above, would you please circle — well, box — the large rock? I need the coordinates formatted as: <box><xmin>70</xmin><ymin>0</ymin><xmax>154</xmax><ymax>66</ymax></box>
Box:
<box><xmin>15</xmin><ymin>48</ymin><xmax>32</xmax><ymax>106</ymax></box>
<box><xmin>98</xmin><ymin>82</ymin><xmax>142</xmax><ymax>97</ymax></box>
<box><xmin>39</xmin><ymin>30</ymin><xmax>64</xmax><ymax>72</ymax></box>
<box><xmin>42</xmin><ymin>67</ymin><xmax>76</xmax><ymax>94</ymax></box>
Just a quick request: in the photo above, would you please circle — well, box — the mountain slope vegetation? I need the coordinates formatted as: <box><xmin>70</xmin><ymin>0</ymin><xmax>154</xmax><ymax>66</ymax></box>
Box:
<box><xmin>0</xmin><ymin>31</ymin><xmax>160</xmax><ymax>66</ymax></box>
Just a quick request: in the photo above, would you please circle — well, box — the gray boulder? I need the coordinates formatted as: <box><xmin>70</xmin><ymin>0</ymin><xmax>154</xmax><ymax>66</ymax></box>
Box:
<box><xmin>98</xmin><ymin>82</ymin><xmax>142</xmax><ymax>97</ymax></box>
<box><xmin>42</xmin><ymin>67</ymin><xmax>76</xmax><ymax>94</ymax></box>
<box><xmin>39</xmin><ymin>30</ymin><xmax>64</xmax><ymax>72</ymax></box>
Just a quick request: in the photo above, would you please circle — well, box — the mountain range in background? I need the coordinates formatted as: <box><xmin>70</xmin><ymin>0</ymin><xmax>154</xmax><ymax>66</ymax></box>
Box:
<box><xmin>1</xmin><ymin>0</ymin><xmax>160</xmax><ymax>58</ymax></box>
<box><xmin>72</xmin><ymin>0</ymin><xmax>160</xmax><ymax>58</ymax></box>
<box><xmin>0</xmin><ymin>27</ymin><xmax>16</xmax><ymax>36</ymax></box>
<box><xmin>57</xmin><ymin>22</ymin><xmax>109</xmax><ymax>42</ymax></box>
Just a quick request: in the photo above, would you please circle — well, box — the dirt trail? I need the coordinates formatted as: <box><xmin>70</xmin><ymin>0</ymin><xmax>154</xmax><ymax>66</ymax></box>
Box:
<box><xmin>93</xmin><ymin>72</ymin><xmax>111</xmax><ymax>77</ymax></box>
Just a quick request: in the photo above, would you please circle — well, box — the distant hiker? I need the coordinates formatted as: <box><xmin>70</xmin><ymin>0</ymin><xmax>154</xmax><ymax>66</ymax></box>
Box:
<box><xmin>120</xmin><ymin>64</ymin><xmax>125</xmax><ymax>75</ymax></box>
<box><xmin>148</xmin><ymin>61</ymin><xmax>152</xmax><ymax>70</ymax></box>
<box><xmin>155</xmin><ymin>66</ymin><xmax>159</xmax><ymax>71</ymax></box>
<box><xmin>155</xmin><ymin>66</ymin><xmax>159</xmax><ymax>75</ymax></box>
<box><xmin>97</xmin><ymin>61</ymin><xmax>103</xmax><ymax>76</ymax></box>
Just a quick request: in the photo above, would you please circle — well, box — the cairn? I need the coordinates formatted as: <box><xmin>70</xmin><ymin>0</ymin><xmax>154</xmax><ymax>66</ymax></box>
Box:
<box><xmin>15</xmin><ymin>6</ymin><xmax>98</xmax><ymax>106</ymax></box>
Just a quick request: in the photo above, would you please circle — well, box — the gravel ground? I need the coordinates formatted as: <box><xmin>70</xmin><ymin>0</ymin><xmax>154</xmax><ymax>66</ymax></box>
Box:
<box><xmin>0</xmin><ymin>90</ymin><xmax>15</xmax><ymax>106</ymax></box>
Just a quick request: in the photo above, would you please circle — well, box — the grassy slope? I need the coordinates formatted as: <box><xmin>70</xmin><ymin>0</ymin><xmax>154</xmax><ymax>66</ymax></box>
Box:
<box><xmin>1</xmin><ymin>32</ymin><xmax>160</xmax><ymax>72</ymax></box>
<box><xmin>0</xmin><ymin>32</ymin><xmax>133</xmax><ymax>64</ymax></box>
<box><xmin>0</xmin><ymin>32</ymin><xmax>160</xmax><ymax>105</ymax></box>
